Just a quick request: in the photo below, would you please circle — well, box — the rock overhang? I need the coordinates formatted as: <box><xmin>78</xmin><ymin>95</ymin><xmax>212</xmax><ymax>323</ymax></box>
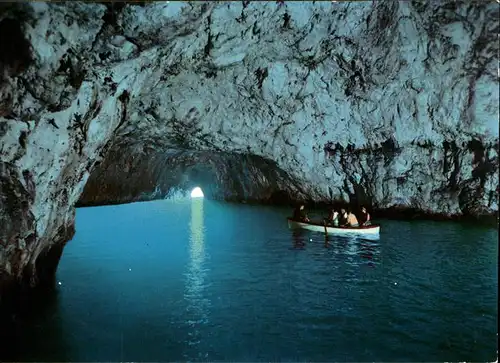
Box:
<box><xmin>77</xmin><ymin>147</ymin><xmax>310</xmax><ymax>206</ymax></box>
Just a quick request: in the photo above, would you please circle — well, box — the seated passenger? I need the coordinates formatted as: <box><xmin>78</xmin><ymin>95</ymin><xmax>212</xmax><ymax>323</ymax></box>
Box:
<box><xmin>347</xmin><ymin>210</ymin><xmax>359</xmax><ymax>227</ymax></box>
<box><xmin>358</xmin><ymin>206</ymin><xmax>372</xmax><ymax>226</ymax></box>
<box><xmin>326</xmin><ymin>209</ymin><xmax>339</xmax><ymax>226</ymax></box>
<box><xmin>339</xmin><ymin>208</ymin><xmax>359</xmax><ymax>227</ymax></box>
<box><xmin>292</xmin><ymin>204</ymin><xmax>310</xmax><ymax>222</ymax></box>
<box><xmin>338</xmin><ymin>208</ymin><xmax>348</xmax><ymax>226</ymax></box>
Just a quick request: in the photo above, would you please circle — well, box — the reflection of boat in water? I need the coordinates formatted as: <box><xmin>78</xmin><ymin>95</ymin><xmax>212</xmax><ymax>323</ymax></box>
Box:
<box><xmin>291</xmin><ymin>229</ymin><xmax>307</xmax><ymax>249</ymax></box>
<box><xmin>287</xmin><ymin>218</ymin><xmax>380</xmax><ymax>237</ymax></box>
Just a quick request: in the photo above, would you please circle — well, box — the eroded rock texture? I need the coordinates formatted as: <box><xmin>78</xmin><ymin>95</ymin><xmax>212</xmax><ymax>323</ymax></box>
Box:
<box><xmin>0</xmin><ymin>1</ymin><xmax>499</xmax><ymax>292</ymax></box>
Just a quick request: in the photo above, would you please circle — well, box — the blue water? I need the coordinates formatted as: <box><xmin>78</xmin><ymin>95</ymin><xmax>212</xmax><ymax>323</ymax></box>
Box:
<box><xmin>8</xmin><ymin>199</ymin><xmax>499</xmax><ymax>361</ymax></box>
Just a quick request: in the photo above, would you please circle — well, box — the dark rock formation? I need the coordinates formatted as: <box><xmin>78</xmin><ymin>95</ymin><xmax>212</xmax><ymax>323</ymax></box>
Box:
<box><xmin>78</xmin><ymin>146</ymin><xmax>309</xmax><ymax>206</ymax></box>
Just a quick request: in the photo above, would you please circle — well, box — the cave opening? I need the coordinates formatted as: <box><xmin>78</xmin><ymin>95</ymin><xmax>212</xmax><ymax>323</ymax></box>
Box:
<box><xmin>190</xmin><ymin>186</ymin><xmax>204</xmax><ymax>198</ymax></box>
<box><xmin>77</xmin><ymin>147</ymin><xmax>304</xmax><ymax>207</ymax></box>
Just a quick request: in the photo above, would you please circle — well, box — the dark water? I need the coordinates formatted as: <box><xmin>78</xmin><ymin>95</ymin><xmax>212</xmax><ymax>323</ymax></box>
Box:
<box><xmin>3</xmin><ymin>199</ymin><xmax>498</xmax><ymax>361</ymax></box>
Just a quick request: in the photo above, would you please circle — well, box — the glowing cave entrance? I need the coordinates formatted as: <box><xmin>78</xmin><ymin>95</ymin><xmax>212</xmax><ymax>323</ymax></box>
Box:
<box><xmin>190</xmin><ymin>187</ymin><xmax>204</xmax><ymax>198</ymax></box>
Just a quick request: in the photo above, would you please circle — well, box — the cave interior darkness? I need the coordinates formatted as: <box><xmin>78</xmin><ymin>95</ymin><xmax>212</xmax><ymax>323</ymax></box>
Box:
<box><xmin>77</xmin><ymin>147</ymin><xmax>307</xmax><ymax>207</ymax></box>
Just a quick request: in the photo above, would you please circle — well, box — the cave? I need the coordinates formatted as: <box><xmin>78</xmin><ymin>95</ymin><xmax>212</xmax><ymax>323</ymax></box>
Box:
<box><xmin>0</xmin><ymin>1</ymin><xmax>498</xmax><ymax>343</ymax></box>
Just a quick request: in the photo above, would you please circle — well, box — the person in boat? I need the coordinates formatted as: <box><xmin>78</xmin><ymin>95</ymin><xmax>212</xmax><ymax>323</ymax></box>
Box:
<box><xmin>325</xmin><ymin>209</ymin><xmax>339</xmax><ymax>226</ymax></box>
<box><xmin>292</xmin><ymin>204</ymin><xmax>310</xmax><ymax>222</ymax></box>
<box><xmin>339</xmin><ymin>208</ymin><xmax>359</xmax><ymax>227</ymax></box>
<box><xmin>338</xmin><ymin>208</ymin><xmax>348</xmax><ymax>226</ymax></box>
<box><xmin>358</xmin><ymin>206</ymin><xmax>372</xmax><ymax>226</ymax></box>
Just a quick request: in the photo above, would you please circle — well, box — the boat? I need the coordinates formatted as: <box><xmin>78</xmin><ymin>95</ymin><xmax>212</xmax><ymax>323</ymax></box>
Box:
<box><xmin>287</xmin><ymin>218</ymin><xmax>380</xmax><ymax>236</ymax></box>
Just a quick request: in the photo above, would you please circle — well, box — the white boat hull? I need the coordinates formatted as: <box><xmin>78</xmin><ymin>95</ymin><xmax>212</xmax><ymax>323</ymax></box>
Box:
<box><xmin>287</xmin><ymin>218</ymin><xmax>380</xmax><ymax>236</ymax></box>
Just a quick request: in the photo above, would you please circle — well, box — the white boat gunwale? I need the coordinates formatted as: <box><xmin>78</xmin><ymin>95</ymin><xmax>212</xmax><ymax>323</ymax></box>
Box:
<box><xmin>287</xmin><ymin>217</ymin><xmax>380</xmax><ymax>235</ymax></box>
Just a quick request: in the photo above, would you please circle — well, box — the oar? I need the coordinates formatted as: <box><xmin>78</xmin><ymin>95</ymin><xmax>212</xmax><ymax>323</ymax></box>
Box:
<box><xmin>323</xmin><ymin>220</ymin><xmax>329</xmax><ymax>245</ymax></box>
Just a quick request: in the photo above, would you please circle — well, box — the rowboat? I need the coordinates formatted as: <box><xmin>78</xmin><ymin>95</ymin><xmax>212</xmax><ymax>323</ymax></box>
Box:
<box><xmin>287</xmin><ymin>218</ymin><xmax>380</xmax><ymax>236</ymax></box>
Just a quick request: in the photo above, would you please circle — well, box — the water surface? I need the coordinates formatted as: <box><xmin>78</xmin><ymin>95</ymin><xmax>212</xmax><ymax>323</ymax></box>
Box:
<box><xmin>3</xmin><ymin>199</ymin><xmax>498</xmax><ymax>361</ymax></box>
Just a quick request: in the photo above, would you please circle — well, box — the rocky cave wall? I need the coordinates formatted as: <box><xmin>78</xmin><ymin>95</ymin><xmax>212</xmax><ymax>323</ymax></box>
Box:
<box><xmin>81</xmin><ymin>0</ymin><xmax>499</xmax><ymax>215</ymax></box>
<box><xmin>0</xmin><ymin>1</ymin><xmax>499</xmax><ymax>293</ymax></box>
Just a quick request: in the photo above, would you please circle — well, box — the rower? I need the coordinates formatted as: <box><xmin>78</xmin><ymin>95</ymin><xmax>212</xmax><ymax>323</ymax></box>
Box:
<box><xmin>358</xmin><ymin>206</ymin><xmax>371</xmax><ymax>226</ymax></box>
<box><xmin>292</xmin><ymin>204</ymin><xmax>310</xmax><ymax>222</ymax></box>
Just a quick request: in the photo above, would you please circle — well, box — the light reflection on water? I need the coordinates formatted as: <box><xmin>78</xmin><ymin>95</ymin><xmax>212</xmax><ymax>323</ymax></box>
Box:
<box><xmin>184</xmin><ymin>198</ymin><xmax>210</xmax><ymax>357</ymax></box>
<box><xmin>1</xmin><ymin>201</ymin><xmax>496</xmax><ymax>362</ymax></box>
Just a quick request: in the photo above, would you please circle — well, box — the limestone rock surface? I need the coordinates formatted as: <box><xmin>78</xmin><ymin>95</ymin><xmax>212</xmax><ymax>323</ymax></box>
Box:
<box><xmin>0</xmin><ymin>1</ymin><xmax>499</xmax><ymax>292</ymax></box>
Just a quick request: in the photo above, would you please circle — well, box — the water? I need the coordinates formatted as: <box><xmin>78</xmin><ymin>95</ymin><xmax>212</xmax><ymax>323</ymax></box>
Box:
<box><xmin>2</xmin><ymin>199</ymin><xmax>498</xmax><ymax>361</ymax></box>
